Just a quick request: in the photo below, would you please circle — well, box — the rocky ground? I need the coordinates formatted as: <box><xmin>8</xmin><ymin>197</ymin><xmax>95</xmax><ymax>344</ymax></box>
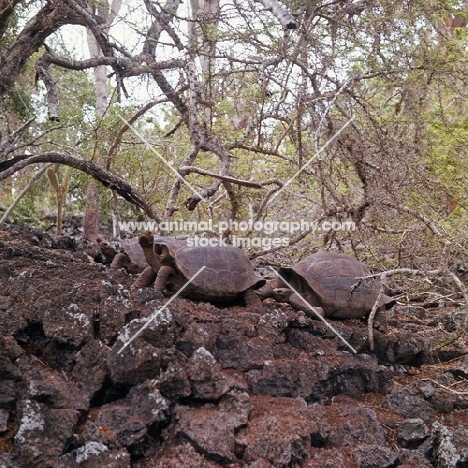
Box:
<box><xmin>0</xmin><ymin>225</ymin><xmax>468</xmax><ymax>468</ymax></box>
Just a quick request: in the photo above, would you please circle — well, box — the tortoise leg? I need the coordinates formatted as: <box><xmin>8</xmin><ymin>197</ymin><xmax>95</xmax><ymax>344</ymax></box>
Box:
<box><xmin>154</xmin><ymin>265</ymin><xmax>175</xmax><ymax>293</ymax></box>
<box><xmin>133</xmin><ymin>266</ymin><xmax>157</xmax><ymax>289</ymax></box>
<box><xmin>244</xmin><ymin>287</ymin><xmax>263</xmax><ymax>308</ymax></box>
<box><xmin>289</xmin><ymin>293</ymin><xmax>324</xmax><ymax>318</ymax></box>
<box><xmin>373</xmin><ymin>307</ymin><xmax>388</xmax><ymax>333</ymax></box>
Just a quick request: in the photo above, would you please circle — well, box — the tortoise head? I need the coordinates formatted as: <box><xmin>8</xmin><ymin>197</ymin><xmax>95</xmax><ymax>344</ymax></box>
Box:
<box><xmin>97</xmin><ymin>238</ymin><xmax>117</xmax><ymax>262</ymax></box>
<box><xmin>380</xmin><ymin>294</ymin><xmax>396</xmax><ymax>310</ymax></box>
<box><xmin>139</xmin><ymin>231</ymin><xmax>154</xmax><ymax>250</ymax></box>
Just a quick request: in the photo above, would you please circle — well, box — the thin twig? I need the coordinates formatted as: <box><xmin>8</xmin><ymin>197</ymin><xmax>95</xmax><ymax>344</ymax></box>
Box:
<box><xmin>368</xmin><ymin>284</ymin><xmax>384</xmax><ymax>351</ymax></box>
<box><xmin>420</xmin><ymin>378</ymin><xmax>468</xmax><ymax>395</ymax></box>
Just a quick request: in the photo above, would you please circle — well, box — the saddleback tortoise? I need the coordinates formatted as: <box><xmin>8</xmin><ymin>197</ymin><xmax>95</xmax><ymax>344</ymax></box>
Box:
<box><xmin>259</xmin><ymin>251</ymin><xmax>395</xmax><ymax>331</ymax></box>
<box><xmin>98</xmin><ymin>237</ymin><xmax>149</xmax><ymax>275</ymax></box>
<box><xmin>96</xmin><ymin>237</ymin><xmax>118</xmax><ymax>266</ymax></box>
<box><xmin>137</xmin><ymin>232</ymin><xmax>265</xmax><ymax>307</ymax></box>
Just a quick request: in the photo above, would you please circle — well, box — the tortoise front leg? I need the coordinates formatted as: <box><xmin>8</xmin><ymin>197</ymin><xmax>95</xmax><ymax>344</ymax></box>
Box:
<box><xmin>154</xmin><ymin>265</ymin><xmax>175</xmax><ymax>293</ymax></box>
<box><xmin>244</xmin><ymin>287</ymin><xmax>263</xmax><ymax>308</ymax></box>
<box><xmin>133</xmin><ymin>266</ymin><xmax>157</xmax><ymax>289</ymax></box>
<box><xmin>288</xmin><ymin>293</ymin><xmax>324</xmax><ymax>318</ymax></box>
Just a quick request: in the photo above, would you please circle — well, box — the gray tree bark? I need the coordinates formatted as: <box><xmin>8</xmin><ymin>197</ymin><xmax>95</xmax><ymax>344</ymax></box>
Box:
<box><xmin>82</xmin><ymin>0</ymin><xmax>122</xmax><ymax>241</ymax></box>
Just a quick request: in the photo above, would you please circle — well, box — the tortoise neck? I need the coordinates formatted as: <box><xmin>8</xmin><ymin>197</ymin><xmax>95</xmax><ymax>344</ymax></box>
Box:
<box><xmin>141</xmin><ymin>245</ymin><xmax>161</xmax><ymax>272</ymax></box>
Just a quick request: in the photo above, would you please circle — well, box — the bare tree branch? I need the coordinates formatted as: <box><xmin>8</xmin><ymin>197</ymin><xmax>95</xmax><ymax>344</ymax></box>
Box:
<box><xmin>0</xmin><ymin>152</ymin><xmax>160</xmax><ymax>221</ymax></box>
<box><xmin>106</xmin><ymin>98</ymin><xmax>168</xmax><ymax>169</ymax></box>
<box><xmin>151</xmin><ymin>70</ymin><xmax>189</xmax><ymax>119</ymax></box>
<box><xmin>254</xmin><ymin>0</ymin><xmax>297</xmax><ymax>29</ymax></box>
<box><xmin>144</xmin><ymin>0</ymin><xmax>184</xmax><ymax>52</ymax></box>
<box><xmin>367</xmin><ymin>284</ymin><xmax>384</xmax><ymax>351</ymax></box>
<box><xmin>0</xmin><ymin>2</ymin><xmax>98</xmax><ymax>99</ymax></box>
<box><xmin>33</xmin><ymin>39</ymin><xmax>183</xmax><ymax>124</ymax></box>
<box><xmin>179</xmin><ymin>165</ymin><xmax>283</xmax><ymax>189</ymax></box>
<box><xmin>0</xmin><ymin>117</ymin><xmax>36</xmax><ymax>161</ymax></box>
<box><xmin>249</xmin><ymin>218</ymin><xmax>325</xmax><ymax>259</ymax></box>
<box><xmin>181</xmin><ymin>139</ymin><xmax>234</xmax><ymax>212</ymax></box>
<box><xmin>382</xmin><ymin>202</ymin><xmax>452</xmax><ymax>246</ymax></box>
<box><xmin>421</xmin><ymin>379</ymin><xmax>468</xmax><ymax>395</ymax></box>
<box><xmin>35</xmin><ymin>49</ymin><xmax>59</xmax><ymax>121</ymax></box>
<box><xmin>164</xmin><ymin>143</ymin><xmax>201</xmax><ymax>218</ymax></box>
<box><xmin>62</xmin><ymin>0</ymin><xmax>114</xmax><ymax>57</ymax></box>
<box><xmin>143</xmin><ymin>0</ymin><xmax>182</xmax><ymax>57</ymax></box>
<box><xmin>229</xmin><ymin>142</ymin><xmax>295</xmax><ymax>162</ymax></box>
<box><xmin>0</xmin><ymin>0</ymin><xmax>21</xmax><ymax>38</ymax></box>
<box><xmin>36</xmin><ymin>47</ymin><xmax>184</xmax><ymax>81</ymax></box>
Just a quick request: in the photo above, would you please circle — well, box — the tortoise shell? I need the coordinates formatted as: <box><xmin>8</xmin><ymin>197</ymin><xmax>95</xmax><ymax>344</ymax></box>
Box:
<box><xmin>121</xmin><ymin>237</ymin><xmax>148</xmax><ymax>270</ymax></box>
<box><xmin>279</xmin><ymin>251</ymin><xmax>393</xmax><ymax>318</ymax></box>
<box><xmin>156</xmin><ymin>240</ymin><xmax>265</xmax><ymax>301</ymax></box>
<box><xmin>123</xmin><ymin>235</ymin><xmax>181</xmax><ymax>270</ymax></box>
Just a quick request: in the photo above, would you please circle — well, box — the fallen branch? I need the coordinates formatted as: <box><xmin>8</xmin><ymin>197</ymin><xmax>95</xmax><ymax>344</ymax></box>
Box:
<box><xmin>362</xmin><ymin>268</ymin><xmax>444</xmax><ymax>281</ymax></box>
<box><xmin>421</xmin><ymin>378</ymin><xmax>468</xmax><ymax>395</ymax></box>
<box><xmin>0</xmin><ymin>151</ymin><xmax>160</xmax><ymax>221</ymax></box>
<box><xmin>368</xmin><ymin>284</ymin><xmax>384</xmax><ymax>351</ymax></box>
<box><xmin>363</xmin><ymin>268</ymin><xmax>467</xmax><ymax>350</ymax></box>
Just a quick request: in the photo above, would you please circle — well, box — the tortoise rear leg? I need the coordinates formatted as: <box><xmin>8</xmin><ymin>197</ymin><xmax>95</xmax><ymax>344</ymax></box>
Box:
<box><xmin>244</xmin><ymin>287</ymin><xmax>263</xmax><ymax>308</ymax></box>
<box><xmin>133</xmin><ymin>266</ymin><xmax>157</xmax><ymax>289</ymax></box>
<box><xmin>154</xmin><ymin>265</ymin><xmax>175</xmax><ymax>293</ymax></box>
<box><xmin>373</xmin><ymin>307</ymin><xmax>388</xmax><ymax>333</ymax></box>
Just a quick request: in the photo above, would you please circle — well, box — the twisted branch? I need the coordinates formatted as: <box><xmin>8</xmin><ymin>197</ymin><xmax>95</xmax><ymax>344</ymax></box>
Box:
<box><xmin>0</xmin><ymin>152</ymin><xmax>160</xmax><ymax>221</ymax></box>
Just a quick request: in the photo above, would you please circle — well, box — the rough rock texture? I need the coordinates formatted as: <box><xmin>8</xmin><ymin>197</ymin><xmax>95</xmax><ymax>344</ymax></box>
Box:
<box><xmin>397</xmin><ymin>418</ymin><xmax>430</xmax><ymax>449</ymax></box>
<box><xmin>1</xmin><ymin>225</ymin><xmax>468</xmax><ymax>467</ymax></box>
<box><xmin>352</xmin><ymin>445</ymin><xmax>399</xmax><ymax>468</ymax></box>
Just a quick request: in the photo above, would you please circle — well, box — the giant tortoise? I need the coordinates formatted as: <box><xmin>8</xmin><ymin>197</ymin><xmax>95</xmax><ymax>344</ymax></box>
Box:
<box><xmin>258</xmin><ymin>251</ymin><xmax>395</xmax><ymax>331</ymax></box>
<box><xmin>137</xmin><ymin>232</ymin><xmax>265</xmax><ymax>307</ymax></box>
<box><xmin>98</xmin><ymin>237</ymin><xmax>149</xmax><ymax>276</ymax></box>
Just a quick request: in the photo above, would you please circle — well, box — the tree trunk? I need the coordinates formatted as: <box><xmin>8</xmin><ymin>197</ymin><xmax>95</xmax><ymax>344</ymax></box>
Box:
<box><xmin>56</xmin><ymin>189</ymin><xmax>64</xmax><ymax>235</ymax></box>
<box><xmin>82</xmin><ymin>0</ymin><xmax>122</xmax><ymax>242</ymax></box>
<box><xmin>82</xmin><ymin>178</ymin><xmax>100</xmax><ymax>242</ymax></box>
